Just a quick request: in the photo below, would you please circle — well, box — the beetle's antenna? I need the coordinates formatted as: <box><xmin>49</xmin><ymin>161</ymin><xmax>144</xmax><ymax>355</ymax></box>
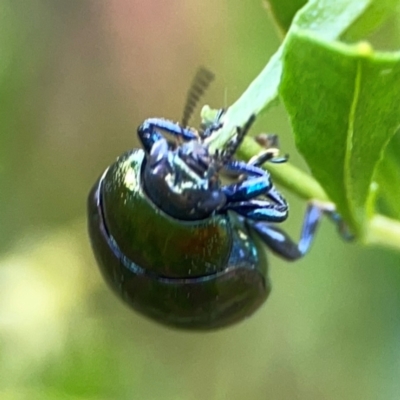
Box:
<box><xmin>181</xmin><ymin>67</ymin><xmax>214</xmax><ymax>128</ymax></box>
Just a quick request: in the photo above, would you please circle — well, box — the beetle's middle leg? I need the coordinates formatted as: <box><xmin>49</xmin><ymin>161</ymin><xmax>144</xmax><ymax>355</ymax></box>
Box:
<box><xmin>221</xmin><ymin>161</ymin><xmax>289</xmax><ymax>222</ymax></box>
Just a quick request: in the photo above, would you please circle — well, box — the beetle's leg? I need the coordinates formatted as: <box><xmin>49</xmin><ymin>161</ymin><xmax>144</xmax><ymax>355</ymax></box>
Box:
<box><xmin>223</xmin><ymin>159</ymin><xmax>265</xmax><ymax>177</ymax></box>
<box><xmin>221</xmin><ymin>156</ymin><xmax>268</xmax><ymax>180</ymax></box>
<box><xmin>248</xmin><ymin>200</ymin><xmax>350</xmax><ymax>261</ymax></box>
<box><xmin>250</xmin><ymin>133</ymin><xmax>288</xmax><ymax>165</ymax></box>
<box><xmin>221</xmin><ymin>160</ymin><xmax>289</xmax><ymax>221</ymax></box>
<box><xmin>222</xmin><ymin>178</ymin><xmax>286</xmax><ymax>222</ymax></box>
<box><xmin>222</xmin><ymin>174</ymin><xmax>289</xmax><ymax>222</ymax></box>
<box><xmin>222</xmin><ymin>160</ymin><xmax>271</xmax><ymax>201</ymax></box>
<box><xmin>222</xmin><ymin>175</ymin><xmax>272</xmax><ymax>202</ymax></box>
<box><xmin>224</xmin><ymin>186</ymin><xmax>288</xmax><ymax>222</ymax></box>
<box><xmin>226</xmin><ymin>199</ymin><xmax>288</xmax><ymax>222</ymax></box>
<box><xmin>222</xmin><ymin>161</ymin><xmax>274</xmax><ymax>202</ymax></box>
<box><xmin>249</xmin><ymin>149</ymin><xmax>288</xmax><ymax>166</ymax></box>
<box><xmin>138</xmin><ymin>118</ymin><xmax>197</xmax><ymax>152</ymax></box>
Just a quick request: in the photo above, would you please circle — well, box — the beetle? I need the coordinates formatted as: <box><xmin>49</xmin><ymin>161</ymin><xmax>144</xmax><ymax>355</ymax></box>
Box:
<box><xmin>87</xmin><ymin>68</ymin><xmax>342</xmax><ymax>330</ymax></box>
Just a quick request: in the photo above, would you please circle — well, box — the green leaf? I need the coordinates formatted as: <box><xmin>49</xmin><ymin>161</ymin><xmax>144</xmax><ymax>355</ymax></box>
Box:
<box><xmin>207</xmin><ymin>0</ymin><xmax>396</xmax><ymax>153</ymax></box>
<box><xmin>342</xmin><ymin>0</ymin><xmax>400</xmax><ymax>42</ymax></box>
<box><xmin>266</xmin><ymin>0</ymin><xmax>307</xmax><ymax>33</ymax></box>
<box><xmin>204</xmin><ymin>0</ymin><xmax>400</xmax><ymax>236</ymax></box>
<box><xmin>374</xmin><ymin>131</ymin><xmax>400</xmax><ymax>219</ymax></box>
<box><xmin>279</xmin><ymin>34</ymin><xmax>400</xmax><ymax>236</ymax></box>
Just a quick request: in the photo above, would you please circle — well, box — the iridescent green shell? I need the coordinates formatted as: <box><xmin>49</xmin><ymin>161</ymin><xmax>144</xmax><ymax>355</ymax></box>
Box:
<box><xmin>88</xmin><ymin>149</ymin><xmax>270</xmax><ymax>329</ymax></box>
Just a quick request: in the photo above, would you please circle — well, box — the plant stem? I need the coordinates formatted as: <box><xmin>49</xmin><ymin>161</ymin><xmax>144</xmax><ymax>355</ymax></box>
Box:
<box><xmin>365</xmin><ymin>215</ymin><xmax>400</xmax><ymax>251</ymax></box>
<box><xmin>205</xmin><ymin>49</ymin><xmax>283</xmax><ymax>155</ymax></box>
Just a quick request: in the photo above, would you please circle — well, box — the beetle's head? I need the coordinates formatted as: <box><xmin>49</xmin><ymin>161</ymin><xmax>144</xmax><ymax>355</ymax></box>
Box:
<box><xmin>142</xmin><ymin>137</ymin><xmax>227</xmax><ymax>220</ymax></box>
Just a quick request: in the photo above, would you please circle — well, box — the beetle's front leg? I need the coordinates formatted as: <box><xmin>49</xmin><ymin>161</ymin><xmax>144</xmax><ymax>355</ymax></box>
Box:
<box><xmin>248</xmin><ymin>200</ymin><xmax>350</xmax><ymax>261</ymax></box>
<box><xmin>223</xmin><ymin>180</ymin><xmax>289</xmax><ymax>223</ymax></box>
<box><xmin>138</xmin><ymin>118</ymin><xmax>197</xmax><ymax>152</ymax></box>
<box><xmin>224</xmin><ymin>187</ymin><xmax>288</xmax><ymax>222</ymax></box>
<box><xmin>227</xmin><ymin>199</ymin><xmax>288</xmax><ymax>222</ymax></box>
<box><xmin>221</xmin><ymin>161</ymin><xmax>289</xmax><ymax>222</ymax></box>
<box><xmin>222</xmin><ymin>175</ymin><xmax>272</xmax><ymax>202</ymax></box>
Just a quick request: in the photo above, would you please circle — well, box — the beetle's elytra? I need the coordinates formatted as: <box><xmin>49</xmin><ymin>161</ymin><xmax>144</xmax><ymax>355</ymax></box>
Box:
<box><xmin>88</xmin><ymin>68</ymin><xmax>336</xmax><ymax>330</ymax></box>
<box><xmin>88</xmin><ymin>149</ymin><xmax>270</xmax><ymax>329</ymax></box>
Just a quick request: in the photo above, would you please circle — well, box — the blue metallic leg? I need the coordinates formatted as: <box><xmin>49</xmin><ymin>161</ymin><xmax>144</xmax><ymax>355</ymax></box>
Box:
<box><xmin>222</xmin><ymin>183</ymin><xmax>288</xmax><ymax>221</ymax></box>
<box><xmin>248</xmin><ymin>201</ymin><xmax>345</xmax><ymax>261</ymax></box>
<box><xmin>224</xmin><ymin>186</ymin><xmax>288</xmax><ymax>222</ymax></box>
<box><xmin>221</xmin><ymin>160</ymin><xmax>288</xmax><ymax>222</ymax></box>
<box><xmin>249</xmin><ymin>150</ymin><xmax>288</xmax><ymax>166</ymax></box>
<box><xmin>227</xmin><ymin>199</ymin><xmax>288</xmax><ymax>222</ymax></box>
<box><xmin>138</xmin><ymin>118</ymin><xmax>198</xmax><ymax>152</ymax></box>
<box><xmin>222</xmin><ymin>176</ymin><xmax>272</xmax><ymax>201</ymax></box>
<box><xmin>223</xmin><ymin>160</ymin><xmax>266</xmax><ymax>177</ymax></box>
<box><xmin>251</xmin><ymin>133</ymin><xmax>288</xmax><ymax>165</ymax></box>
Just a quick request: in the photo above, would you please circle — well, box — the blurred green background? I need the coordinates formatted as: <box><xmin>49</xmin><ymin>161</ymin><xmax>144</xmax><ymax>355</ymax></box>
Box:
<box><xmin>1</xmin><ymin>1</ymin><xmax>400</xmax><ymax>399</ymax></box>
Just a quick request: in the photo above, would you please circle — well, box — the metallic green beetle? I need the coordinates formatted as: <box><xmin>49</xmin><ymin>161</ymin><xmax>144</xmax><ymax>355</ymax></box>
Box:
<box><xmin>88</xmin><ymin>69</ymin><xmax>339</xmax><ymax>330</ymax></box>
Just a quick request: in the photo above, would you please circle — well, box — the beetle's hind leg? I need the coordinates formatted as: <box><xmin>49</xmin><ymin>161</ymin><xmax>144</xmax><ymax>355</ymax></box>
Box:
<box><xmin>248</xmin><ymin>200</ymin><xmax>352</xmax><ymax>261</ymax></box>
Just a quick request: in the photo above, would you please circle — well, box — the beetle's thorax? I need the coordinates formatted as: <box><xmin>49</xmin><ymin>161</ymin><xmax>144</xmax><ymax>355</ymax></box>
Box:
<box><xmin>142</xmin><ymin>140</ymin><xmax>227</xmax><ymax>220</ymax></box>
